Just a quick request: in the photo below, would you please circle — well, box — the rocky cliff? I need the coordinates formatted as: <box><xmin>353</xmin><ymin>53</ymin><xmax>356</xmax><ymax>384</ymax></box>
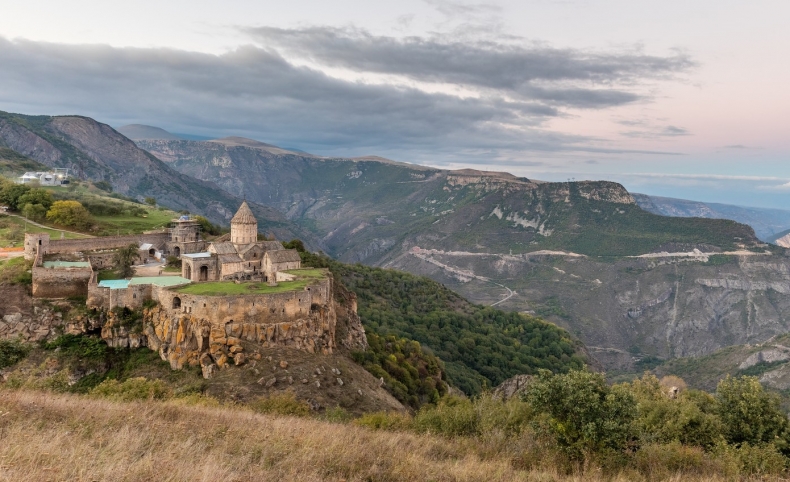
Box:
<box><xmin>389</xmin><ymin>250</ymin><xmax>790</xmax><ymax>371</ymax></box>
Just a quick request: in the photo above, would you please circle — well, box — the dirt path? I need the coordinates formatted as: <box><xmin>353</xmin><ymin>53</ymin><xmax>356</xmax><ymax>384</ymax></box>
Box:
<box><xmin>409</xmin><ymin>250</ymin><xmax>516</xmax><ymax>307</ymax></box>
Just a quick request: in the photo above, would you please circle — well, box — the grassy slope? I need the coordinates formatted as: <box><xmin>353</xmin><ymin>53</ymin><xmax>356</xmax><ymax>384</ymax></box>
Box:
<box><xmin>0</xmin><ymin>389</ymin><xmax>745</xmax><ymax>482</ymax></box>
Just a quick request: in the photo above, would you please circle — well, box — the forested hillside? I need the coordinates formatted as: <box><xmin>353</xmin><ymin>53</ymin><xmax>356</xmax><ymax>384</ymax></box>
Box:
<box><xmin>298</xmin><ymin>250</ymin><xmax>587</xmax><ymax>394</ymax></box>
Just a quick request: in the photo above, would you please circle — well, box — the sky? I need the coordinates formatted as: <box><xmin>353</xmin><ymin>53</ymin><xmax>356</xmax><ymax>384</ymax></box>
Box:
<box><xmin>0</xmin><ymin>0</ymin><xmax>788</xmax><ymax>208</ymax></box>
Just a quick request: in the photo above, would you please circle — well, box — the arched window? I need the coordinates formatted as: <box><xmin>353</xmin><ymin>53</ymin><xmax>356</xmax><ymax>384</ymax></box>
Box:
<box><xmin>172</xmin><ymin>297</ymin><xmax>181</xmax><ymax>309</ymax></box>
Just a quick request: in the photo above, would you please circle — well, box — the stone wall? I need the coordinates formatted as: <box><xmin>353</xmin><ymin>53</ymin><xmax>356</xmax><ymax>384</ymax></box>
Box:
<box><xmin>32</xmin><ymin>265</ymin><xmax>93</xmax><ymax>298</ymax></box>
<box><xmin>26</xmin><ymin>232</ymin><xmax>170</xmax><ymax>260</ymax></box>
<box><xmin>87</xmin><ymin>252</ymin><xmax>117</xmax><ymax>270</ymax></box>
<box><xmin>152</xmin><ymin>278</ymin><xmax>330</xmax><ymax>325</ymax></box>
<box><xmin>139</xmin><ymin>277</ymin><xmax>337</xmax><ymax>376</ymax></box>
<box><xmin>88</xmin><ymin>283</ymin><xmax>153</xmax><ymax>311</ymax></box>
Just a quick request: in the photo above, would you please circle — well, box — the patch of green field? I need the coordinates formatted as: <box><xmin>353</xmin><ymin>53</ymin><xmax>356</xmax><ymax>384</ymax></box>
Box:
<box><xmin>283</xmin><ymin>268</ymin><xmax>327</xmax><ymax>279</ymax></box>
<box><xmin>0</xmin><ymin>214</ymin><xmax>90</xmax><ymax>247</ymax></box>
<box><xmin>176</xmin><ymin>280</ymin><xmax>312</xmax><ymax>296</ymax></box>
<box><xmin>92</xmin><ymin>208</ymin><xmax>176</xmax><ymax>235</ymax></box>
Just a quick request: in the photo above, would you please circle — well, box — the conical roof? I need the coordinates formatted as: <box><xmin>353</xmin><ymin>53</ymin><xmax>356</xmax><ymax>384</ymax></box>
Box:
<box><xmin>231</xmin><ymin>201</ymin><xmax>257</xmax><ymax>224</ymax></box>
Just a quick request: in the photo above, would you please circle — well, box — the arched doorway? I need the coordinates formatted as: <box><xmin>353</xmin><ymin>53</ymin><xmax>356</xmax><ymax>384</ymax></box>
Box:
<box><xmin>148</xmin><ymin>248</ymin><xmax>156</xmax><ymax>256</ymax></box>
<box><xmin>184</xmin><ymin>265</ymin><xmax>191</xmax><ymax>280</ymax></box>
<box><xmin>174</xmin><ymin>246</ymin><xmax>181</xmax><ymax>257</ymax></box>
<box><xmin>199</xmin><ymin>265</ymin><xmax>208</xmax><ymax>281</ymax></box>
<box><xmin>172</xmin><ymin>297</ymin><xmax>181</xmax><ymax>309</ymax></box>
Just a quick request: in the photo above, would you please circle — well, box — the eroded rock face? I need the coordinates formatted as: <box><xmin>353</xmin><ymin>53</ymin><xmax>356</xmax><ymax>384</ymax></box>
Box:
<box><xmin>0</xmin><ymin>285</ymin><xmax>101</xmax><ymax>343</ymax></box>
<box><xmin>142</xmin><ymin>300</ymin><xmax>340</xmax><ymax>377</ymax></box>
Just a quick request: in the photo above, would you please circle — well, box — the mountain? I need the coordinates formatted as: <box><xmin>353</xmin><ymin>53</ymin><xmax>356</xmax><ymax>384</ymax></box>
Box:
<box><xmin>633</xmin><ymin>193</ymin><xmax>790</xmax><ymax>242</ymax></box>
<box><xmin>116</xmin><ymin>124</ymin><xmax>184</xmax><ymax>141</ymax></box>
<box><xmin>136</xmin><ymin>138</ymin><xmax>759</xmax><ymax>262</ymax></box>
<box><xmin>0</xmin><ymin>111</ymin><xmax>315</xmax><ymax>244</ymax></box>
<box><xmin>130</xmin><ymin>138</ymin><xmax>790</xmax><ymax>373</ymax></box>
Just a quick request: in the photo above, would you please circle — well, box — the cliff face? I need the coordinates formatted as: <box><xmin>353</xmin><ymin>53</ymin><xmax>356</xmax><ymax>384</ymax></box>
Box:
<box><xmin>97</xmin><ymin>275</ymin><xmax>367</xmax><ymax>379</ymax></box>
<box><xmin>0</xmin><ymin>112</ymin><xmax>316</xmax><ymax>244</ymax></box>
<box><xmin>389</xmin><ymin>251</ymin><xmax>790</xmax><ymax>370</ymax></box>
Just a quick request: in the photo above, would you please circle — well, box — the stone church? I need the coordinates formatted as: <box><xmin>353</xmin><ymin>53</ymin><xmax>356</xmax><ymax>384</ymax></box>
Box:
<box><xmin>180</xmin><ymin>201</ymin><xmax>301</xmax><ymax>282</ymax></box>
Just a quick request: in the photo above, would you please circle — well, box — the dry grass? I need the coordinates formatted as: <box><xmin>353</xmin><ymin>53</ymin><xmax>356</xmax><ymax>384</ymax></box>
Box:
<box><xmin>0</xmin><ymin>390</ymin><xmax>782</xmax><ymax>482</ymax></box>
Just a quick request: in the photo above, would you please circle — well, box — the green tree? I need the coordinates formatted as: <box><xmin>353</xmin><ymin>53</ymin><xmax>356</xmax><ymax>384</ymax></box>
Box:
<box><xmin>113</xmin><ymin>243</ymin><xmax>140</xmax><ymax>278</ymax></box>
<box><xmin>715</xmin><ymin>375</ymin><xmax>789</xmax><ymax>446</ymax></box>
<box><xmin>0</xmin><ymin>182</ymin><xmax>31</xmax><ymax>210</ymax></box>
<box><xmin>144</xmin><ymin>197</ymin><xmax>156</xmax><ymax>206</ymax></box>
<box><xmin>283</xmin><ymin>239</ymin><xmax>306</xmax><ymax>252</ymax></box>
<box><xmin>21</xmin><ymin>203</ymin><xmax>47</xmax><ymax>222</ymax></box>
<box><xmin>526</xmin><ymin>368</ymin><xmax>637</xmax><ymax>461</ymax></box>
<box><xmin>46</xmin><ymin>200</ymin><xmax>92</xmax><ymax>229</ymax></box>
<box><xmin>17</xmin><ymin>188</ymin><xmax>53</xmax><ymax>210</ymax></box>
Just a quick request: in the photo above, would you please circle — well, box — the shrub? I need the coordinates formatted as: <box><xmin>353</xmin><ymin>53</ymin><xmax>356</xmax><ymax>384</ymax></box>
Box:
<box><xmin>630</xmin><ymin>374</ymin><xmax>723</xmax><ymax>449</ymax></box>
<box><xmin>414</xmin><ymin>396</ymin><xmax>479</xmax><ymax>437</ymax></box>
<box><xmin>634</xmin><ymin>442</ymin><xmax>723</xmax><ymax>479</ymax></box>
<box><xmin>323</xmin><ymin>406</ymin><xmax>353</xmax><ymax>423</ymax></box>
<box><xmin>248</xmin><ymin>392</ymin><xmax>311</xmax><ymax>417</ymax></box>
<box><xmin>730</xmin><ymin>442</ymin><xmax>787</xmax><ymax>476</ymax></box>
<box><xmin>89</xmin><ymin>377</ymin><xmax>171</xmax><ymax>401</ymax></box>
<box><xmin>0</xmin><ymin>338</ymin><xmax>30</xmax><ymax>369</ymax></box>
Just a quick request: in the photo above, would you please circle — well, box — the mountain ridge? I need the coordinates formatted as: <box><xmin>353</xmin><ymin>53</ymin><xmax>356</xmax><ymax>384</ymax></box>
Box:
<box><xmin>0</xmin><ymin>111</ymin><xmax>320</xmax><ymax>246</ymax></box>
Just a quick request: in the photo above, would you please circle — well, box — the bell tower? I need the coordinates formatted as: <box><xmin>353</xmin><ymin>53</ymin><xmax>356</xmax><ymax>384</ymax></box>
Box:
<box><xmin>230</xmin><ymin>201</ymin><xmax>258</xmax><ymax>245</ymax></box>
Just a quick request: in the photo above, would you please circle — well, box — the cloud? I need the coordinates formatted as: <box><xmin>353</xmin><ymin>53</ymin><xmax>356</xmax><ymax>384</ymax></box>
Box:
<box><xmin>0</xmin><ymin>37</ymin><xmax>591</xmax><ymax>161</ymax></box>
<box><xmin>661</xmin><ymin>125</ymin><xmax>689</xmax><ymax>136</ymax></box>
<box><xmin>0</xmin><ymin>36</ymin><xmax>689</xmax><ymax>164</ymax></box>
<box><xmin>423</xmin><ymin>0</ymin><xmax>502</xmax><ymax>19</ymax></box>
<box><xmin>245</xmin><ymin>26</ymin><xmax>694</xmax><ymax>109</ymax></box>
<box><xmin>621</xmin><ymin>124</ymin><xmax>691</xmax><ymax>139</ymax></box>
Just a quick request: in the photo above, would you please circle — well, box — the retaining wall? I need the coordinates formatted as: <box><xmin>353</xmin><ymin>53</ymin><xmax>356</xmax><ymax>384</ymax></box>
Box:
<box><xmin>32</xmin><ymin>265</ymin><xmax>93</xmax><ymax>298</ymax></box>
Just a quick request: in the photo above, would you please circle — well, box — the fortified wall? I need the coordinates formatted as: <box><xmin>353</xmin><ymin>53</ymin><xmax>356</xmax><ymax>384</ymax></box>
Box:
<box><xmin>93</xmin><ymin>273</ymin><xmax>338</xmax><ymax>378</ymax></box>
<box><xmin>24</xmin><ymin>232</ymin><xmax>170</xmax><ymax>261</ymax></box>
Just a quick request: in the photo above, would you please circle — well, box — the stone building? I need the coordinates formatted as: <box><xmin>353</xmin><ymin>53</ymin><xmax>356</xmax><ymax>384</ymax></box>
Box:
<box><xmin>165</xmin><ymin>215</ymin><xmax>206</xmax><ymax>258</ymax></box>
<box><xmin>181</xmin><ymin>201</ymin><xmax>300</xmax><ymax>282</ymax></box>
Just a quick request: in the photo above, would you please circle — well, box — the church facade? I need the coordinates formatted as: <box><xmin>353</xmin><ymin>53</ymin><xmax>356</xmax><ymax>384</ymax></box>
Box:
<box><xmin>181</xmin><ymin>201</ymin><xmax>301</xmax><ymax>282</ymax></box>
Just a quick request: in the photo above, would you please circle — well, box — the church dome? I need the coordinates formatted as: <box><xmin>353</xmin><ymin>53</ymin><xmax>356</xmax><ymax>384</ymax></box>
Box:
<box><xmin>231</xmin><ymin>201</ymin><xmax>257</xmax><ymax>225</ymax></box>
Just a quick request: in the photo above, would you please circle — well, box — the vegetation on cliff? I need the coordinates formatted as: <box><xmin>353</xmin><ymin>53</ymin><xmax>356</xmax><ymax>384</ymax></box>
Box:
<box><xmin>298</xmin><ymin>249</ymin><xmax>586</xmax><ymax>395</ymax></box>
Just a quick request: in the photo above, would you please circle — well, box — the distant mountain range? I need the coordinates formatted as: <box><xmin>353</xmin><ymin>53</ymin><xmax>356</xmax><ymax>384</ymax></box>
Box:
<box><xmin>633</xmin><ymin>193</ymin><xmax>790</xmax><ymax>242</ymax></box>
<box><xmin>4</xmin><ymin>115</ymin><xmax>790</xmax><ymax>375</ymax></box>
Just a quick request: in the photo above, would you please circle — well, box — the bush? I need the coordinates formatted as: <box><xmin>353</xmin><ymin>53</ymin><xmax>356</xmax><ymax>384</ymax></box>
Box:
<box><xmin>715</xmin><ymin>375</ymin><xmax>789</xmax><ymax>446</ymax></box>
<box><xmin>525</xmin><ymin>369</ymin><xmax>637</xmax><ymax>461</ymax></box>
<box><xmin>0</xmin><ymin>338</ymin><xmax>30</xmax><ymax>369</ymax></box>
<box><xmin>89</xmin><ymin>377</ymin><xmax>171</xmax><ymax>401</ymax></box>
<box><xmin>44</xmin><ymin>334</ymin><xmax>108</xmax><ymax>359</ymax></box>
<box><xmin>0</xmin><ymin>257</ymin><xmax>32</xmax><ymax>285</ymax></box>
<box><xmin>634</xmin><ymin>442</ymin><xmax>724</xmax><ymax>479</ymax></box>
<box><xmin>248</xmin><ymin>392</ymin><xmax>311</xmax><ymax>417</ymax></box>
